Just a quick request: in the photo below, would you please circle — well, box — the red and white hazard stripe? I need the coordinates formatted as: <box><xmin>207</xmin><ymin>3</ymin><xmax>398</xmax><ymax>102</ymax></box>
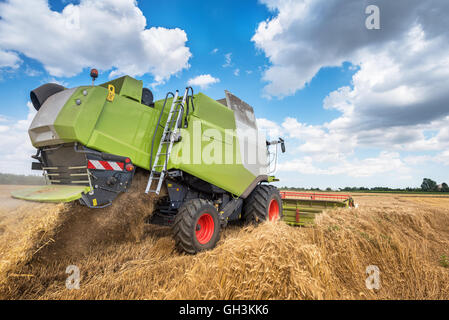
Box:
<box><xmin>87</xmin><ymin>160</ymin><xmax>124</xmax><ymax>171</ymax></box>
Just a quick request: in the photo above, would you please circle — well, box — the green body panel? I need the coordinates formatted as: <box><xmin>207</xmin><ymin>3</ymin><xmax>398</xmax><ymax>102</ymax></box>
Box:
<box><xmin>85</xmin><ymin>93</ymin><xmax>163</xmax><ymax>169</ymax></box>
<box><xmin>100</xmin><ymin>76</ymin><xmax>143</xmax><ymax>102</ymax></box>
<box><xmin>35</xmin><ymin>77</ymin><xmax>259</xmax><ymax>197</ymax></box>
<box><xmin>192</xmin><ymin>93</ymin><xmax>236</xmax><ymax>129</ymax></box>
<box><xmin>53</xmin><ymin>86</ymin><xmax>108</xmax><ymax>145</ymax></box>
<box><xmin>11</xmin><ymin>185</ymin><xmax>91</xmax><ymax>203</ymax></box>
<box><xmin>168</xmin><ymin>93</ymin><xmax>256</xmax><ymax>196</ymax></box>
<box><xmin>282</xmin><ymin>198</ymin><xmax>350</xmax><ymax>226</ymax></box>
<box><xmin>51</xmin><ymin>81</ymin><xmax>170</xmax><ymax>170</ymax></box>
<box><xmin>48</xmin><ymin>81</ymin><xmax>256</xmax><ymax>196</ymax></box>
<box><xmin>166</xmin><ymin>94</ymin><xmax>256</xmax><ymax>195</ymax></box>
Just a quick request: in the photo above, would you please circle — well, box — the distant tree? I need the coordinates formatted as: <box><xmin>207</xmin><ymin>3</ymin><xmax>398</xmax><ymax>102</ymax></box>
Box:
<box><xmin>421</xmin><ymin>178</ymin><xmax>437</xmax><ymax>191</ymax></box>
<box><xmin>442</xmin><ymin>182</ymin><xmax>449</xmax><ymax>192</ymax></box>
<box><xmin>326</xmin><ymin>187</ymin><xmax>332</xmax><ymax>191</ymax></box>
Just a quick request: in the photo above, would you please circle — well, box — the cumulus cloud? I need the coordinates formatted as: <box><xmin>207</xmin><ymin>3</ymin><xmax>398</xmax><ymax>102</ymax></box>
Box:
<box><xmin>258</xmin><ymin>116</ymin><xmax>355</xmax><ymax>161</ymax></box>
<box><xmin>436</xmin><ymin>150</ymin><xmax>449</xmax><ymax>166</ymax></box>
<box><xmin>24</xmin><ymin>66</ymin><xmax>42</xmax><ymax>77</ymax></box>
<box><xmin>253</xmin><ymin>0</ymin><xmax>449</xmax><ymax>147</ymax></box>
<box><xmin>257</xmin><ymin>118</ymin><xmax>283</xmax><ymax>139</ymax></box>
<box><xmin>253</xmin><ymin>0</ymin><xmax>449</xmax><ymax>98</ymax></box>
<box><xmin>0</xmin><ymin>102</ymin><xmax>37</xmax><ymax>174</ymax></box>
<box><xmin>187</xmin><ymin>74</ymin><xmax>220</xmax><ymax>89</ymax></box>
<box><xmin>278</xmin><ymin>151</ymin><xmax>409</xmax><ymax>178</ymax></box>
<box><xmin>252</xmin><ymin>0</ymin><xmax>449</xmax><ymax>183</ymax></box>
<box><xmin>258</xmin><ymin>114</ymin><xmax>447</xmax><ymax>180</ymax></box>
<box><xmin>0</xmin><ymin>49</ymin><xmax>21</xmax><ymax>69</ymax></box>
<box><xmin>0</xmin><ymin>0</ymin><xmax>192</xmax><ymax>82</ymax></box>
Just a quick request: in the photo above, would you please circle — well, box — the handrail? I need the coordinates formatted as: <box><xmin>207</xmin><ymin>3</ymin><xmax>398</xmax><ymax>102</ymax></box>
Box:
<box><xmin>163</xmin><ymin>103</ymin><xmax>184</xmax><ymax>170</ymax></box>
<box><xmin>149</xmin><ymin>92</ymin><xmax>174</xmax><ymax>170</ymax></box>
<box><xmin>184</xmin><ymin>86</ymin><xmax>195</xmax><ymax>128</ymax></box>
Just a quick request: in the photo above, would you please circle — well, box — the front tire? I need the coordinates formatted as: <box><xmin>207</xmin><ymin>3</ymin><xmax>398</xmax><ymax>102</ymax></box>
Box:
<box><xmin>172</xmin><ymin>199</ymin><xmax>221</xmax><ymax>254</ymax></box>
<box><xmin>242</xmin><ymin>184</ymin><xmax>283</xmax><ymax>224</ymax></box>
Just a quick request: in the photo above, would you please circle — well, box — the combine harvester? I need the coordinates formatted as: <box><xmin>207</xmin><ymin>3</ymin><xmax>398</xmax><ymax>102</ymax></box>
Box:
<box><xmin>12</xmin><ymin>70</ymin><xmax>353</xmax><ymax>253</ymax></box>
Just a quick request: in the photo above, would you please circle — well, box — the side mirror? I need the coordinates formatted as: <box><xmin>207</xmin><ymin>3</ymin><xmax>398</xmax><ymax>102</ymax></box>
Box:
<box><xmin>279</xmin><ymin>138</ymin><xmax>286</xmax><ymax>153</ymax></box>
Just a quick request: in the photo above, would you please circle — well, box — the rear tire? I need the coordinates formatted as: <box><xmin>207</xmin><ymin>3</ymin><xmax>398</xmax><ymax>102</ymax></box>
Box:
<box><xmin>242</xmin><ymin>184</ymin><xmax>283</xmax><ymax>224</ymax></box>
<box><xmin>172</xmin><ymin>199</ymin><xmax>221</xmax><ymax>254</ymax></box>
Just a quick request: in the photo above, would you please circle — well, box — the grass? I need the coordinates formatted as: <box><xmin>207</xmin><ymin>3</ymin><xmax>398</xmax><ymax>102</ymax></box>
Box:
<box><xmin>1</xmin><ymin>181</ymin><xmax>449</xmax><ymax>300</ymax></box>
<box><xmin>440</xmin><ymin>255</ymin><xmax>449</xmax><ymax>268</ymax></box>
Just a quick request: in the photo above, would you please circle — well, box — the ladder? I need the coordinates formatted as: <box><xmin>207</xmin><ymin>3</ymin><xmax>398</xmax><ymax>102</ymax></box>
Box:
<box><xmin>145</xmin><ymin>88</ymin><xmax>188</xmax><ymax>194</ymax></box>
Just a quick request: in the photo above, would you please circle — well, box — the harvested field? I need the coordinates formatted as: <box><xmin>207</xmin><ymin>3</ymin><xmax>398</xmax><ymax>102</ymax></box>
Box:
<box><xmin>0</xmin><ymin>182</ymin><xmax>448</xmax><ymax>299</ymax></box>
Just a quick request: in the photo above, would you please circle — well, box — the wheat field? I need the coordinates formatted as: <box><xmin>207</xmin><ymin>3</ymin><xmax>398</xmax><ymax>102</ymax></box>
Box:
<box><xmin>0</xmin><ymin>177</ymin><xmax>448</xmax><ymax>299</ymax></box>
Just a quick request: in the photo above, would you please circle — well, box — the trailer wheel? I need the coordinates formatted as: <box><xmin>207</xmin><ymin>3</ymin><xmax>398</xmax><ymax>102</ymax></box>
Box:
<box><xmin>173</xmin><ymin>199</ymin><xmax>221</xmax><ymax>254</ymax></box>
<box><xmin>242</xmin><ymin>184</ymin><xmax>283</xmax><ymax>224</ymax></box>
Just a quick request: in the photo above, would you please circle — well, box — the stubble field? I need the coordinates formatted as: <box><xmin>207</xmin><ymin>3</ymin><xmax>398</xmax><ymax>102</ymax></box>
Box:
<box><xmin>0</xmin><ymin>177</ymin><xmax>448</xmax><ymax>300</ymax></box>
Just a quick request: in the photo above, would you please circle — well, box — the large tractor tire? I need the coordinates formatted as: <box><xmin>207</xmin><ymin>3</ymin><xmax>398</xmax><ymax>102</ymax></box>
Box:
<box><xmin>173</xmin><ymin>199</ymin><xmax>221</xmax><ymax>254</ymax></box>
<box><xmin>242</xmin><ymin>184</ymin><xmax>283</xmax><ymax>224</ymax></box>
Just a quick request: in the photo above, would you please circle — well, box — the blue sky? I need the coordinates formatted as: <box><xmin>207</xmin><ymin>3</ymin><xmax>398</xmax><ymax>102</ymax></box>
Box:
<box><xmin>0</xmin><ymin>0</ymin><xmax>448</xmax><ymax>189</ymax></box>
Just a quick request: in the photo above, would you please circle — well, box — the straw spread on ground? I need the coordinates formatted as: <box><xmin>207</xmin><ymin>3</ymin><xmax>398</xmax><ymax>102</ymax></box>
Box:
<box><xmin>0</xmin><ymin>186</ymin><xmax>448</xmax><ymax>299</ymax></box>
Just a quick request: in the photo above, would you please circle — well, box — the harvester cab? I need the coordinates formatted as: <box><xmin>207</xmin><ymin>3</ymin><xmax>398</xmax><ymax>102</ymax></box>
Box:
<box><xmin>12</xmin><ymin>70</ymin><xmax>287</xmax><ymax>253</ymax></box>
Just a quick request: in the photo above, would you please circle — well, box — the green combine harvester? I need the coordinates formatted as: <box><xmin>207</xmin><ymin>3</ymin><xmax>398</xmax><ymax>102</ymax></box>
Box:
<box><xmin>12</xmin><ymin>70</ymin><xmax>353</xmax><ymax>254</ymax></box>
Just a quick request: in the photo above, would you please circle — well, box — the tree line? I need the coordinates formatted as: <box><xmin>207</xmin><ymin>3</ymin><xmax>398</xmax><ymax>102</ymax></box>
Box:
<box><xmin>1</xmin><ymin>173</ymin><xmax>447</xmax><ymax>193</ymax></box>
<box><xmin>281</xmin><ymin>178</ymin><xmax>449</xmax><ymax>193</ymax></box>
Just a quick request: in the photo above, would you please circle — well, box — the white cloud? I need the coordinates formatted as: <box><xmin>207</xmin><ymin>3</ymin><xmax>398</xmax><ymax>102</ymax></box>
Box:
<box><xmin>403</xmin><ymin>155</ymin><xmax>433</xmax><ymax>166</ymax></box>
<box><xmin>252</xmin><ymin>0</ymin><xmax>449</xmax><ymax>183</ymax></box>
<box><xmin>24</xmin><ymin>66</ymin><xmax>42</xmax><ymax>77</ymax></box>
<box><xmin>258</xmin><ymin>116</ymin><xmax>355</xmax><ymax>161</ymax></box>
<box><xmin>436</xmin><ymin>150</ymin><xmax>449</xmax><ymax>166</ymax></box>
<box><xmin>233</xmin><ymin>68</ymin><xmax>240</xmax><ymax>76</ymax></box>
<box><xmin>258</xmin><ymin>114</ymin><xmax>446</xmax><ymax>182</ymax></box>
<box><xmin>257</xmin><ymin>118</ymin><xmax>282</xmax><ymax>139</ymax></box>
<box><xmin>253</xmin><ymin>0</ymin><xmax>449</xmax><ymax>104</ymax></box>
<box><xmin>0</xmin><ymin>102</ymin><xmax>37</xmax><ymax>174</ymax></box>
<box><xmin>223</xmin><ymin>53</ymin><xmax>232</xmax><ymax>68</ymax></box>
<box><xmin>187</xmin><ymin>74</ymin><xmax>220</xmax><ymax>90</ymax></box>
<box><xmin>0</xmin><ymin>0</ymin><xmax>192</xmax><ymax>82</ymax></box>
<box><xmin>0</xmin><ymin>49</ymin><xmax>21</xmax><ymax>69</ymax></box>
<box><xmin>278</xmin><ymin>151</ymin><xmax>409</xmax><ymax>178</ymax></box>
<box><xmin>211</xmin><ymin>48</ymin><xmax>218</xmax><ymax>54</ymax></box>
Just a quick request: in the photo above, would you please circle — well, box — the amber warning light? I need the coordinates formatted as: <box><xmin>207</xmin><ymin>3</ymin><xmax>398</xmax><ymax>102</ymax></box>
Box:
<box><xmin>90</xmin><ymin>68</ymin><xmax>98</xmax><ymax>86</ymax></box>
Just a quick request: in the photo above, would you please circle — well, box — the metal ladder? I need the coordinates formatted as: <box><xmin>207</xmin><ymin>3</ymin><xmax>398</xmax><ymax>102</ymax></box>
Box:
<box><xmin>145</xmin><ymin>88</ymin><xmax>188</xmax><ymax>194</ymax></box>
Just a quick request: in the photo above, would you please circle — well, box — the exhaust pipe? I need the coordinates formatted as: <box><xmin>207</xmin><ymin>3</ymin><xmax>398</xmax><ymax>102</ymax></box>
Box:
<box><xmin>30</xmin><ymin>83</ymin><xmax>66</xmax><ymax>111</ymax></box>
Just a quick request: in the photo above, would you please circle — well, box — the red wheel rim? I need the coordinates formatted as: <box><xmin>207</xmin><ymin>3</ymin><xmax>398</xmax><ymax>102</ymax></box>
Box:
<box><xmin>268</xmin><ymin>199</ymin><xmax>280</xmax><ymax>221</ymax></box>
<box><xmin>196</xmin><ymin>213</ymin><xmax>215</xmax><ymax>244</ymax></box>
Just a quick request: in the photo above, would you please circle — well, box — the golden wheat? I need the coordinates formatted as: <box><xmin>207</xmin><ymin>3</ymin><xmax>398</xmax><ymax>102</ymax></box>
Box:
<box><xmin>0</xmin><ymin>186</ymin><xmax>448</xmax><ymax>299</ymax></box>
